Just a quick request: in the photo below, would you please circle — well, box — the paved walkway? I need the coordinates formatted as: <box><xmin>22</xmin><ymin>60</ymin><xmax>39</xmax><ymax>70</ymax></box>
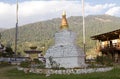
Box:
<box><xmin>0</xmin><ymin>66</ymin><xmax>16</xmax><ymax>79</ymax></box>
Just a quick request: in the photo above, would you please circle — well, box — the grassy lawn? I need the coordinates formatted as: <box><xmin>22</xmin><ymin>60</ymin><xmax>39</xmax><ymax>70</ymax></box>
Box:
<box><xmin>0</xmin><ymin>66</ymin><xmax>16</xmax><ymax>79</ymax></box>
<box><xmin>0</xmin><ymin>62</ymin><xmax>11</xmax><ymax>68</ymax></box>
<box><xmin>0</xmin><ymin>66</ymin><xmax>119</xmax><ymax>79</ymax></box>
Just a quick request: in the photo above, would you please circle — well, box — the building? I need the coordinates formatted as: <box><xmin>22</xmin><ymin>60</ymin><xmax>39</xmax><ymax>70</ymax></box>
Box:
<box><xmin>24</xmin><ymin>46</ymin><xmax>43</xmax><ymax>61</ymax></box>
<box><xmin>91</xmin><ymin>29</ymin><xmax>120</xmax><ymax>63</ymax></box>
<box><xmin>45</xmin><ymin>12</ymin><xmax>86</xmax><ymax>68</ymax></box>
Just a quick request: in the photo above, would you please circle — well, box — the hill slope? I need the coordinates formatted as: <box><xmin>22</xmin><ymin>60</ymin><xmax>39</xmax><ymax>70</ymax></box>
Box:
<box><xmin>0</xmin><ymin>28</ymin><xmax>6</xmax><ymax>32</ymax></box>
<box><xmin>1</xmin><ymin>15</ymin><xmax>120</xmax><ymax>55</ymax></box>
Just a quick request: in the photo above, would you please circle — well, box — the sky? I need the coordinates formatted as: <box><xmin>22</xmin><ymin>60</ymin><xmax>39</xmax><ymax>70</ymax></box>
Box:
<box><xmin>0</xmin><ymin>0</ymin><xmax>120</xmax><ymax>28</ymax></box>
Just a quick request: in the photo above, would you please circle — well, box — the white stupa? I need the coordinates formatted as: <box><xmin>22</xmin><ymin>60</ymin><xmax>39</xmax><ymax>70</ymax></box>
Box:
<box><xmin>45</xmin><ymin>11</ymin><xmax>86</xmax><ymax>68</ymax></box>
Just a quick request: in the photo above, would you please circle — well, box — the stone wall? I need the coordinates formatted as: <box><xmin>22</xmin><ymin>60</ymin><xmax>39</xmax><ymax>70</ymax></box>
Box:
<box><xmin>18</xmin><ymin>67</ymin><xmax>113</xmax><ymax>75</ymax></box>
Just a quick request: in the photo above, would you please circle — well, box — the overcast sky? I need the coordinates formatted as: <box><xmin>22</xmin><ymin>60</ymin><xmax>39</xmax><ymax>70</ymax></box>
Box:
<box><xmin>0</xmin><ymin>0</ymin><xmax>120</xmax><ymax>28</ymax></box>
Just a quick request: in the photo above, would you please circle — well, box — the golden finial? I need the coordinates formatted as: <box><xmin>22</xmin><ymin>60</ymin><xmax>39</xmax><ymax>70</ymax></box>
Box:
<box><xmin>62</xmin><ymin>11</ymin><xmax>66</xmax><ymax>16</ymax></box>
<box><xmin>60</xmin><ymin>11</ymin><xmax>68</xmax><ymax>30</ymax></box>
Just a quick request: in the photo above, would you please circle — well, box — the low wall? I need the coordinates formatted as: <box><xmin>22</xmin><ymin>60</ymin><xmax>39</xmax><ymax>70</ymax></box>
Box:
<box><xmin>17</xmin><ymin>67</ymin><xmax>113</xmax><ymax>75</ymax></box>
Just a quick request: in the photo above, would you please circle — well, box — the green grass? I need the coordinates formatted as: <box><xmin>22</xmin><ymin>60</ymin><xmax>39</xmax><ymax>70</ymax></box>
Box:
<box><xmin>0</xmin><ymin>62</ymin><xmax>11</xmax><ymax>68</ymax></box>
<box><xmin>2</xmin><ymin>67</ymin><xmax>120</xmax><ymax>79</ymax></box>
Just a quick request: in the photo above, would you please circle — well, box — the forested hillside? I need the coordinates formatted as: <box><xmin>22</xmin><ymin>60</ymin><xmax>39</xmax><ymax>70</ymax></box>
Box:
<box><xmin>1</xmin><ymin>15</ymin><xmax>120</xmax><ymax>55</ymax></box>
<box><xmin>0</xmin><ymin>28</ymin><xmax>6</xmax><ymax>32</ymax></box>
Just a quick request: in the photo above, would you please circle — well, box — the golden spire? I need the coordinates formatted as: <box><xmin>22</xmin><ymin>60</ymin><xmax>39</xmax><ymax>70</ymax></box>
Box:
<box><xmin>60</xmin><ymin>11</ymin><xmax>69</xmax><ymax>30</ymax></box>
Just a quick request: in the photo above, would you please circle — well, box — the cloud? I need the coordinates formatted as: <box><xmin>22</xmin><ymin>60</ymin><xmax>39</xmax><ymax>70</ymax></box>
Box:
<box><xmin>105</xmin><ymin>7</ymin><xmax>120</xmax><ymax>16</ymax></box>
<box><xmin>0</xmin><ymin>1</ymin><xmax>82</xmax><ymax>28</ymax></box>
<box><xmin>85</xmin><ymin>3</ymin><xmax>116</xmax><ymax>15</ymax></box>
<box><xmin>0</xmin><ymin>2</ymin><xmax>16</xmax><ymax>28</ymax></box>
<box><xmin>0</xmin><ymin>1</ymin><xmax>118</xmax><ymax>28</ymax></box>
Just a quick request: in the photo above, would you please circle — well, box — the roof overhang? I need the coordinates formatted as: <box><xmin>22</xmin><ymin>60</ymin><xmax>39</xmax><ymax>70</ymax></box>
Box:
<box><xmin>91</xmin><ymin>29</ymin><xmax>120</xmax><ymax>41</ymax></box>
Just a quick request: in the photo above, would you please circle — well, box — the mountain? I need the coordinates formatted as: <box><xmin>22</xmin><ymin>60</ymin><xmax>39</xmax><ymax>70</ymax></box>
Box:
<box><xmin>1</xmin><ymin>15</ymin><xmax>120</xmax><ymax>55</ymax></box>
<box><xmin>0</xmin><ymin>28</ymin><xmax>7</xmax><ymax>32</ymax></box>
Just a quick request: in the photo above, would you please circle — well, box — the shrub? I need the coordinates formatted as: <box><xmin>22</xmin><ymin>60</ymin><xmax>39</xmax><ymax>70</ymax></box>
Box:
<box><xmin>96</xmin><ymin>55</ymin><xmax>114</xmax><ymax>66</ymax></box>
<box><xmin>33</xmin><ymin>59</ymin><xmax>42</xmax><ymax>64</ymax></box>
<box><xmin>20</xmin><ymin>61</ymin><xmax>31</xmax><ymax>68</ymax></box>
<box><xmin>32</xmin><ymin>59</ymin><xmax>45</xmax><ymax>68</ymax></box>
<box><xmin>20</xmin><ymin>59</ymin><xmax>45</xmax><ymax>68</ymax></box>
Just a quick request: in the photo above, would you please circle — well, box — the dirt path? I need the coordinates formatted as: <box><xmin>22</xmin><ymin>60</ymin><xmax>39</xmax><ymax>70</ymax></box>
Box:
<box><xmin>0</xmin><ymin>66</ymin><xmax>16</xmax><ymax>79</ymax></box>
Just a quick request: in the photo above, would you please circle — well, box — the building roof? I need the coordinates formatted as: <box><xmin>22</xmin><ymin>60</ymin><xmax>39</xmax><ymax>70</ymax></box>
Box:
<box><xmin>91</xmin><ymin>29</ymin><xmax>120</xmax><ymax>41</ymax></box>
<box><xmin>24</xmin><ymin>50</ymin><xmax>42</xmax><ymax>54</ymax></box>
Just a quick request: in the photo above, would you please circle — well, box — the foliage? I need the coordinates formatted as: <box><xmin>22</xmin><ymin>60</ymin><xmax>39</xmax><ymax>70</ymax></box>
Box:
<box><xmin>33</xmin><ymin>59</ymin><xmax>41</xmax><ymax>64</ymax></box>
<box><xmin>1</xmin><ymin>47</ymin><xmax>14</xmax><ymax>57</ymax></box>
<box><xmin>0</xmin><ymin>42</ymin><xmax>14</xmax><ymax>57</ymax></box>
<box><xmin>87</xmin><ymin>62</ymin><xmax>97</xmax><ymax>68</ymax></box>
<box><xmin>49</xmin><ymin>56</ymin><xmax>53</xmax><ymax>66</ymax></box>
<box><xmin>20</xmin><ymin>59</ymin><xmax>45</xmax><ymax>68</ymax></box>
<box><xmin>20</xmin><ymin>61</ymin><xmax>31</xmax><ymax>68</ymax></box>
<box><xmin>32</xmin><ymin>59</ymin><xmax>45</xmax><ymax>68</ymax></box>
<box><xmin>49</xmin><ymin>56</ymin><xmax>60</xmax><ymax>69</ymax></box>
<box><xmin>5</xmin><ymin>47</ymin><xmax>14</xmax><ymax>57</ymax></box>
<box><xmin>96</xmin><ymin>55</ymin><xmax>114</xmax><ymax>66</ymax></box>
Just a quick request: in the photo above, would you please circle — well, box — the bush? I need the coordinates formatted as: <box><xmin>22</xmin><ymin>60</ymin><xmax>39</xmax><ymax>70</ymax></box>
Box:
<box><xmin>96</xmin><ymin>55</ymin><xmax>114</xmax><ymax>66</ymax></box>
<box><xmin>37</xmin><ymin>64</ymin><xmax>45</xmax><ymax>69</ymax></box>
<box><xmin>33</xmin><ymin>59</ymin><xmax>42</xmax><ymax>64</ymax></box>
<box><xmin>20</xmin><ymin>59</ymin><xmax>45</xmax><ymax>68</ymax></box>
<box><xmin>33</xmin><ymin>59</ymin><xmax>45</xmax><ymax>68</ymax></box>
<box><xmin>20</xmin><ymin>61</ymin><xmax>31</xmax><ymax>68</ymax></box>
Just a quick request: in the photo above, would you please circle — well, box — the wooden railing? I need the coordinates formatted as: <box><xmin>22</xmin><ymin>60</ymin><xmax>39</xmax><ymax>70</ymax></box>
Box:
<box><xmin>99</xmin><ymin>42</ymin><xmax>120</xmax><ymax>51</ymax></box>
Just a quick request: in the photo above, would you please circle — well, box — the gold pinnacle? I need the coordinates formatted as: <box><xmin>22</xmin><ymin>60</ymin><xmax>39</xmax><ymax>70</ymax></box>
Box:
<box><xmin>60</xmin><ymin>11</ymin><xmax>68</xmax><ymax>29</ymax></box>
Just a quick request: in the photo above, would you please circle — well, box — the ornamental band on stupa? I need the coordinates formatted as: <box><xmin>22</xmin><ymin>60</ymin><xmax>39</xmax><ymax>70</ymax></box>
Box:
<box><xmin>45</xmin><ymin>11</ymin><xmax>86</xmax><ymax>68</ymax></box>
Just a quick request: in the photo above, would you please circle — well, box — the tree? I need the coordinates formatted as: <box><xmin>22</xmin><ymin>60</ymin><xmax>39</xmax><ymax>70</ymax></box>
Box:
<box><xmin>5</xmin><ymin>47</ymin><xmax>14</xmax><ymax>57</ymax></box>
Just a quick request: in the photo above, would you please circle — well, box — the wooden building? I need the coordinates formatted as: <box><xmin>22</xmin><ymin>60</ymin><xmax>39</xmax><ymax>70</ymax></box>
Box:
<box><xmin>91</xmin><ymin>29</ymin><xmax>120</xmax><ymax>63</ymax></box>
<box><xmin>24</xmin><ymin>46</ymin><xmax>42</xmax><ymax>60</ymax></box>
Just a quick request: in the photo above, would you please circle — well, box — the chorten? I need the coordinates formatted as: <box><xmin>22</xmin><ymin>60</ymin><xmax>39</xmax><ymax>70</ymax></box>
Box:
<box><xmin>45</xmin><ymin>11</ymin><xmax>86</xmax><ymax>68</ymax></box>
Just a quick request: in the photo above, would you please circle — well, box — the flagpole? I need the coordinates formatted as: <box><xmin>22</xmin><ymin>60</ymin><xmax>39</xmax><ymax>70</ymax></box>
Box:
<box><xmin>82</xmin><ymin>0</ymin><xmax>86</xmax><ymax>59</ymax></box>
<box><xmin>15</xmin><ymin>0</ymin><xmax>18</xmax><ymax>56</ymax></box>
